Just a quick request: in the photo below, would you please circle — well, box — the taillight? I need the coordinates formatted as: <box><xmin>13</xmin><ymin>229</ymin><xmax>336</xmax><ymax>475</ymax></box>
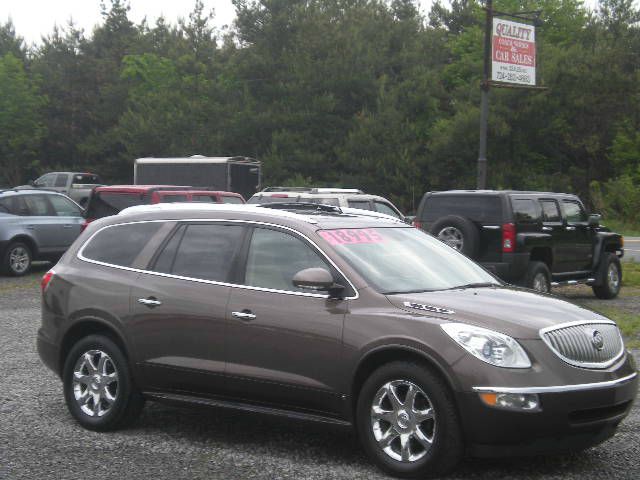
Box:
<box><xmin>413</xmin><ymin>219</ymin><xmax>422</xmax><ymax>229</ymax></box>
<box><xmin>80</xmin><ymin>218</ymin><xmax>94</xmax><ymax>232</ymax></box>
<box><xmin>502</xmin><ymin>223</ymin><xmax>516</xmax><ymax>253</ymax></box>
<box><xmin>41</xmin><ymin>270</ymin><xmax>55</xmax><ymax>292</ymax></box>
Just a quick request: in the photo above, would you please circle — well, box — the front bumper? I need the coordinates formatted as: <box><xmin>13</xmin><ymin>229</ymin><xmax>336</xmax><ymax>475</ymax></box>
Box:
<box><xmin>457</xmin><ymin>371</ymin><xmax>638</xmax><ymax>457</ymax></box>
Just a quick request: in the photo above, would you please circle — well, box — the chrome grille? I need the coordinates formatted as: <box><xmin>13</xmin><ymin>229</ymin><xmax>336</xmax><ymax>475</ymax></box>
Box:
<box><xmin>540</xmin><ymin>321</ymin><xmax>624</xmax><ymax>369</ymax></box>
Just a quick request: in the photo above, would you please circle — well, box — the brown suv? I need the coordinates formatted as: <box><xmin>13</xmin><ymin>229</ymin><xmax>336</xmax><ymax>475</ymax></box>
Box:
<box><xmin>37</xmin><ymin>204</ymin><xmax>637</xmax><ymax>478</ymax></box>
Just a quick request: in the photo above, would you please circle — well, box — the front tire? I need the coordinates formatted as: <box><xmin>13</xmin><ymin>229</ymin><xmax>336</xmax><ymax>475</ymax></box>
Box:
<box><xmin>63</xmin><ymin>334</ymin><xmax>144</xmax><ymax>431</ymax></box>
<box><xmin>592</xmin><ymin>253</ymin><xmax>621</xmax><ymax>299</ymax></box>
<box><xmin>2</xmin><ymin>241</ymin><xmax>32</xmax><ymax>276</ymax></box>
<box><xmin>356</xmin><ymin>361</ymin><xmax>463</xmax><ymax>478</ymax></box>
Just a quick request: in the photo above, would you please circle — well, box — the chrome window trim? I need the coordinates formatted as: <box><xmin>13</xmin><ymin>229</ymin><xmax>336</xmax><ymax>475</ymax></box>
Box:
<box><xmin>473</xmin><ymin>372</ymin><xmax>637</xmax><ymax>394</ymax></box>
<box><xmin>77</xmin><ymin>218</ymin><xmax>359</xmax><ymax>300</ymax></box>
<box><xmin>539</xmin><ymin>320</ymin><xmax>625</xmax><ymax>369</ymax></box>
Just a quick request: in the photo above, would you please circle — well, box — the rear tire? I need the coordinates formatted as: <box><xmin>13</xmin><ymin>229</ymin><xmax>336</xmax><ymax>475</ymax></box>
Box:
<box><xmin>2</xmin><ymin>242</ymin><xmax>32</xmax><ymax>276</ymax></box>
<box><xmin>356</xmin><ymin>361</ymin><xmax>463</xmax><ymax>478</ymax></box>
<box><xmin>430</xmin><ymin>215</ymin><xmax>480</xmax><ymax>259</ymax></box>
<box><xmin>63</xmin><ymin>334</ymin><xmax>144</xmax><ymax>431</ymax></box>
<box><xmin>523</xmin><ymin>261</ymin><xmax>551</xmax><ymax>293</ymax></box>
<box><xmin>592</xmin><ymin>253</ymin><xmax>621</xmax><ymax>299</ymax></box>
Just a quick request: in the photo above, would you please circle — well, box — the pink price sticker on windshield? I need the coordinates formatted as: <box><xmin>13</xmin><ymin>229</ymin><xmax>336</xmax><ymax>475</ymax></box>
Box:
<box><xmin>319</xmin><ymin>229</ymin><xmax>385</xmax><ymax>246</ymax></box>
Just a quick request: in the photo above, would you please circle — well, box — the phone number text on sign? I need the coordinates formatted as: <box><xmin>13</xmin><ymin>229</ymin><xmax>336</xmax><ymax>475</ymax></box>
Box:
<box><xmin>319</xmin><ymin>229</ymin><xmax>385</xmax><ymax>245</ymax></box>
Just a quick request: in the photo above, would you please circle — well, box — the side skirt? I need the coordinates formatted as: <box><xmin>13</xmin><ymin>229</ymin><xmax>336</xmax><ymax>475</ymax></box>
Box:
<box><xmin>144</xmin><ymin>391</ymin><xmax>353</xmax><ymax>428</ymax></box>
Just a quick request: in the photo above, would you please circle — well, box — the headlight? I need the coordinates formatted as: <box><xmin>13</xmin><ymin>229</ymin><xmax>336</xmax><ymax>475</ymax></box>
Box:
<box><xmin>441</xmin><ymin>323</ymin><xmax>531</xmax><ymax>368</ymax></box>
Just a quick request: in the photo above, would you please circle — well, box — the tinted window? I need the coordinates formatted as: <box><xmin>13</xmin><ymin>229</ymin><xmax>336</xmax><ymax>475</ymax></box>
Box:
<box><xmin>512</xmin><ymin>199</ymin><xmax>539</xmax><ymax>223</ymax></box>
<box><xmin>73</xmin><ymin>174</ymin><xmax>101</xmax><ymax>184</ymax></box>
<box><xmin>374</xmin><ymin>201</ymin><xmax>401</xmax><ymax>218</ymax></box>
<box><xmin>540</xmin><ymin>200</ymin><xmax>561</xmax><ymax>222</ymax></box>
<box><xmin>54</xmin><ymin>174</ymin><xmax>68</xmax><ymax>187</ymax></box>
<box><xmin>347</xmin><ymin>200</ymin><xmax>373</xmax><ymax>211</ymax></box>
<box><xmin>562</xmin><ymin>200</ymin><xmax>587</xmax><ymax>223</ymax></box>
<box><xmin>86</xmin><ymin>192</ymin><xmax>147</xmax><ymax>219</ymax></box>
<box><xmin>159</xmin><ymin>194</ymin><xmax>188</xmax><ymax>203</ymax></box>
<box><xmin>168</xmin><ymin>224</ymin><xmax>244</xmax><ymax>281</ymax></box>
<box><xmin>0</xmin><ymin>196</ymin><xmax>24</xmax><ymax>215</ymax></box>
<box><xmin>48</xmin><ymin>195</ymin><xmax>82</xmax><ymax>217</ymax></box>
<box><xmin>82</xmin><ymin>222</ymin><xmax>162</xmax><ymax>267</ymax></box>
<box><xmin>421</xmin><ymin>195</ymin><xmax>503</xmax><ymax>223</ymax></box>
<box><xmin>245</xmin><ymin>228</ymin><xmax>329</xmax><ymax>292</ymax></box>
<box><xmin>192</xmin><ymin>194</ymin><xmax>216</xmax><ymax>202</ymax></box>
<box><xmin>221</xmin><ymin>196</ymin><xmax>244</xmax><ymax>204</ymax></box>
<box><xmin>23</xmin><ymin>195</ymin><xmax>52</xmax><ymax>216</ymax></box>
<box><xmin>153</xmin><ymin>226</ymin><xmax>185</xmax><ymax>274</ymax></box>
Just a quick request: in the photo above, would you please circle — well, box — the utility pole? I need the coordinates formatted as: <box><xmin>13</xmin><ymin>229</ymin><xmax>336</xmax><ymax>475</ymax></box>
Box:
<box><xmin>477</xmin><ymin>0</ymin><xmax>492</xmax><ymax>189</ymax></box>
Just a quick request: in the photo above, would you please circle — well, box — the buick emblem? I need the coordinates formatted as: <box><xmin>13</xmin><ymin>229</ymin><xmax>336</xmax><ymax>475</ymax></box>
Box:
<box><xmin>591</xmin><ymin>330</ymin><xmax>605</xmax><ymax>351</ymax></box>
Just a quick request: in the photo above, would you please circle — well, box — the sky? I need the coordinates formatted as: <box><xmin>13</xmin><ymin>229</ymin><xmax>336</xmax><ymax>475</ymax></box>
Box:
<box><xmin>1</xmin><ymin>0</ymin><xmax>606</xmax><ymax>46</ymax></box>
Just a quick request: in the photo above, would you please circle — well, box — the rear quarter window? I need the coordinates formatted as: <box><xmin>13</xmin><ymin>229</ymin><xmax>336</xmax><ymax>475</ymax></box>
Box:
<box><xmin>81</xmin><ymin>222</ymin><xmax>162</xmax><ymax>267</ymax></box>
<box><xmin>421</xmin><ymin>195</ymin><xmax>503</xmax><ymax>223</ymax></box>
<box><xmin>512</xmin><ymin>199</ymin><xmax>540</xmax><ymax>223</ymax></box>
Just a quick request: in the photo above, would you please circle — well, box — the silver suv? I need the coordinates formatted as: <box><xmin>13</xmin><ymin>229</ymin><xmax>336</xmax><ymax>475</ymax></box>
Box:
<box><xmin>248</xmin><ymin>187</ymin><xmax>405</xmax><ymax>220</ymax></box>
<box><xmin>0</xmin><ymin>190</ymin><xmax>84</xmax><ymax>275</ymax></box>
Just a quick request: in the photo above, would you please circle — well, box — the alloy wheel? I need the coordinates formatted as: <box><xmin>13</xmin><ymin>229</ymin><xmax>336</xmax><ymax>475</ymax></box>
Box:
<box><xmin>370</xmin><ymin>380</ymin><xmax>436</xmax><ymax>463</ymax></box>
<box><xmin>532</xmin><ymin>272</ymin><xmax>549</xmax><ymax>293</ymax></box>
<box><xmin>9</xmin><ymin>246</ymin><xmax>30</xmax><ymax>274</ymax></box>
<box><xmin>607</xmin><ymin>263</ymin><xmax>620</xmax><ymax>292</ymax></box>
<box><xmin>72</xmin><ymin>350</ymin><xmax>119</xmax><ymax>417</ymax></box>
<box><xmin>437</xmin><ymin>227</ymin><xmax>464</xmax><ymax>251</ymax></box>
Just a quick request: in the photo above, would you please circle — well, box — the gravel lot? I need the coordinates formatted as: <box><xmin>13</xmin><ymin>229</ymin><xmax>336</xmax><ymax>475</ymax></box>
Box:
<box><xmin>1</xmin><ymin>268</ymin><xmax>638</xmax><ymax>480</ymax></box>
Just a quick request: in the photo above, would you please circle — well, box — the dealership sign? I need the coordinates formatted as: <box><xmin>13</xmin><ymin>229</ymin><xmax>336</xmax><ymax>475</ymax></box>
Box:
<box><xmin>491</xmin><ymin>18</ymin><xmax>536</xmax><ymax>86</ymax></box>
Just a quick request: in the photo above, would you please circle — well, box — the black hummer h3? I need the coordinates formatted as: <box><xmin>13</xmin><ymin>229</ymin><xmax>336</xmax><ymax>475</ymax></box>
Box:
<box><xmin>413</xmin><ymin>190</ymin><xmax>624</xmax><ymax>298</ymax></box>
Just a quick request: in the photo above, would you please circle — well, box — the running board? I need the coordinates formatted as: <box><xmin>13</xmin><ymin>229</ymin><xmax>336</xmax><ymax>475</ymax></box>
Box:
<box><xmin>145</xmin><ymin>392</ymin><xmax>352</xmax><ymax>427</ymax></box>
<box><xmin>551</xmin><ymin>278</ymin><xmax>596</xmax><ymax>287</ymax></box>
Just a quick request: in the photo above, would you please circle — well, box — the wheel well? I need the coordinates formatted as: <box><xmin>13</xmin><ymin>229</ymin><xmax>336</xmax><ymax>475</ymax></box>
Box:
<box><xmin>58</xmin><ymin>320</ymin><xmax>128</xmax><ymax>376</ymax></box>
<box><xmin>8</xmin><ymin>235</ymin><xmax>38</xmax><ymax>257</ymax></box>
<box><xmin>350</xmin><ymin>348</ymin><xmax>456</xmax><ymax>418</ymax></box>
<box><xmin>604</xmin><ymin>243</ymin><xmax>620</xmax><ymax>254</ymax></box>
<box><xmin>529</xmin><ymin>247</ymin><xmax>552</xmax><ymax>268</ymax></box>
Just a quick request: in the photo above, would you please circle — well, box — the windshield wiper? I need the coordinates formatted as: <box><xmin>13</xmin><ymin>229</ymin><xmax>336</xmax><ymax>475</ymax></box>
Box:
<box><xmin>446</xmin><ymin>282</ymin><xmax>500</xmax><ymax>290</ymax></box>
<box><xmin>383</xmin><ymin>288</ymin><xmax>435</xmax><ymax>295</ymax></box>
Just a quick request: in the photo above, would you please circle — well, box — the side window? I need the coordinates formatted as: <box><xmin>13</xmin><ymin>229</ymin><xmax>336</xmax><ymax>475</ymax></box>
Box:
<box><xmin>562</xmin><ymin>200</ymin><xmax>587</xmax><ymax>223</ymax></box>
<box><xmin>48</xmin><ymin>195</ymin><xmax>82</xmax><ymax>217</ymax></box>
<box><xmin>82</xmin><ymin>222</ymin><xmax>163</xmax><ymax>267</ymax></box>
<box><xmin>347</xmin><ymin>200</ymin><xmax>373</xmax><ymax>211</ymax></box>
<box><xmin>192</xmin><ymin>194</ymin><xmax>216</xmax><ymax>202</ymax></box>
<box><xmin>23</xmin><ymin>195</ymin><xmax>53</xmax><ymax>216</ymax></box>
<box><xmin>152</xmin><ymin>226</ymin><xmax>186</xmax><ymax>274</ymax></box>
<box><xmin>54</xmin><ymin>174</ymin><xmax>68</xmax><ymax>188</ymax></box>
<box><xmin>221</xmin><ymin>196</ymin><xmax>244</xmax><ymax>204</ymax></box>
<box><xmin>244</xmin><ymin>228</ymin><xmax>330</xmax><ymax>292</ymax></box>
<box><xmin>308</xmin><ymin>197</ymin><xmax>340</xmax><ymax>206</ymax></box>
<box><xmin>540</xmin><ymin>200</ymin><xmax>561</xmax><ymax>222</ymax></box>
<box><xmin>160</xmin><ymin>224</ymin><xmax>244</xmax><ymax>282</ymax></box>
<box><xmin>0</xmin><ymin>197</ymin><xmax>18</xmax><ymax>215</ymax></box>
<box><xmin>159</xmin><ymin>194</ymin><xmax>188</xmax><ymax>203</ymax></box>
<box><xmin>374</xmin><ymin>201</ymin><xmax>401</xmax><ymax>218</ymax></box>
<box><xmin>512</xmin><ymin>199</ymin><xmax>539</xmax><ymax>223</ymax></box>
<box><xmin>36</xmin><ymin>174</ymin><xmax>56</xmax><ymax>187</ymax></box>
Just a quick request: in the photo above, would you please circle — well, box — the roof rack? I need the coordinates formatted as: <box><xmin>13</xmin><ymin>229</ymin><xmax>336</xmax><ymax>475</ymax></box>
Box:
<box><xmin>309</xmin><ymin>188</ymin><xmax>364</xmax><ymax>194</ymax></box>
<box><xmin>259</xmin><ymin>202</ymin><xmax>343</xmax><ymax>214</ymax></box>
<box><xmin>261</xmin><ymin>186</ymin><xmax>314</xmax><ymax>192</ymax></box>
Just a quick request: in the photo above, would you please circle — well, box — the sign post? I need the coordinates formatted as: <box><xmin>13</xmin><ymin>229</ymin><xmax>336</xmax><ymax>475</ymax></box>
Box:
<box><xmin>476</xmin><ymin>2</ymin><xmax>540</xmax><ymax>189</ymax></box>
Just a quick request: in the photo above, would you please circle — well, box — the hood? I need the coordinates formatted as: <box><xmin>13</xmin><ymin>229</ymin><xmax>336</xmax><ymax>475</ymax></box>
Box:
<box><xmin>386</xmin><ymin>286</ymin><xmax>608</xmax><ymax>339</ymax></box>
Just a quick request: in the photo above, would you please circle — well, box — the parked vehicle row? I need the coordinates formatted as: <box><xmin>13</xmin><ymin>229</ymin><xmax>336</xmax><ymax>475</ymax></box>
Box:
<box><xmin>37</xmin><ymin>202</ymin><xmax>638</xmax><ymax>478</ymax></box>
<box><xmin>15</xmin><ymin>171</ymin><xmax>102</xmax><ymax>206</ymax></box>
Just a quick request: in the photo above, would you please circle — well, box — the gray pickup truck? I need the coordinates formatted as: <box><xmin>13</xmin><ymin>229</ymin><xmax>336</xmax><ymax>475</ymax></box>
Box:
<box><xmin>16</xmin><ymin>172</ymin><xmax>102</xmax><ymax>206</ymax></box>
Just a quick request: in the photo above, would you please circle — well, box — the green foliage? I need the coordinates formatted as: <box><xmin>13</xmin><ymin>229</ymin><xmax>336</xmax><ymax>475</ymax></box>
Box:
<box><xmin>1</xmin><ymin>0</ymin><xmax>640</xmax><ymax>215</ymax></box>
<box><xmin>0</xmin><ymin>53</ymin><xmax>47</xmax><ymax>186</ymax></box>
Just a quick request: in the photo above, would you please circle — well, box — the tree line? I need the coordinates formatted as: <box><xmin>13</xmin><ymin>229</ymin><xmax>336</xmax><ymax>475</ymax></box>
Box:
<box><xmin>1</xmin><ymin>0</ymin><xmax>639</xmax><ymax>214</ymax></box>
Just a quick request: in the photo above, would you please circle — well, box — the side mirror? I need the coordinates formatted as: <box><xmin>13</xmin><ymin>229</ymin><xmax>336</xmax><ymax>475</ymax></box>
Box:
<box><xmin>404</xmin><ymin>215</ymin><xmax>416</xmax><ymax>225</ymax></box>
<box><xmin>292</xmin><ymin>267</ymin><xmax>344</xmax><ymax>297</ymax></box>
<box><xmin>588</xmin><ymin>214</ymin><xmax>601</xmax><ymax>227</ymax></box>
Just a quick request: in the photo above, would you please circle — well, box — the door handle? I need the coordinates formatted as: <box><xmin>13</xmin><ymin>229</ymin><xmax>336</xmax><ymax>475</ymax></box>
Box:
<box><xmin>565</xmin><ymin>226</ymin><xmax>576</xmax><ymax>231</ymax></box>
<box><xmin>232</xmin><ymin>310</ymin><xmax>256</xmax><ymax>321</ymax></box>
<box><xmin>542</xmin><ymin>226</ymin><xmax>552</xmax><ymax>232</ymax></box>
<box><xmin>63</xmin><ymin>224</ymin><xmax>74</xmax><ymax>229</ymax></box>
<box><xmin>26</xmin><ymin>225</ymin><xmax>35</xmax><ymax>230</ymax></box>
<box><xmin>138</xmin><ymin>297</ymin><xmax>162</xmax><ymax>308</ymax></box>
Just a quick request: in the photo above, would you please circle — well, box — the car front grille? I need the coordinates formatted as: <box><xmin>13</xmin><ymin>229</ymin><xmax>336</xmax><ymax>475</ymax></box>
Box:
<box><xmin>540</xmin><ymin>321</ymin><xmax>624</xmax><ymax>369</ymax></box>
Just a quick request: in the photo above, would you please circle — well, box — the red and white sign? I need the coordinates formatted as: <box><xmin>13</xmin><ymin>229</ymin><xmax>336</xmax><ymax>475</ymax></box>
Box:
<box><xmin>491</xmin><ymin>18</ymin><xmax>536</xmax><ymax>86</ymax></box>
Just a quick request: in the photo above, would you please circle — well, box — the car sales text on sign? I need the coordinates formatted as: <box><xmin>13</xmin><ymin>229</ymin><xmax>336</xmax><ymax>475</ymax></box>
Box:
<box><xmin>491</xmin><ymin>18</ymin><xmax>536</xmax><ymax>86</ymax></box>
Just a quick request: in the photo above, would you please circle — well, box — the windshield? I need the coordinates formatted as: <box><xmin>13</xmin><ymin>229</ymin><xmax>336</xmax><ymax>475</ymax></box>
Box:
<box><xmin>319</xmin><ymin>227</ymin><xmax>500</xmax><ymax>294</ymax></box>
